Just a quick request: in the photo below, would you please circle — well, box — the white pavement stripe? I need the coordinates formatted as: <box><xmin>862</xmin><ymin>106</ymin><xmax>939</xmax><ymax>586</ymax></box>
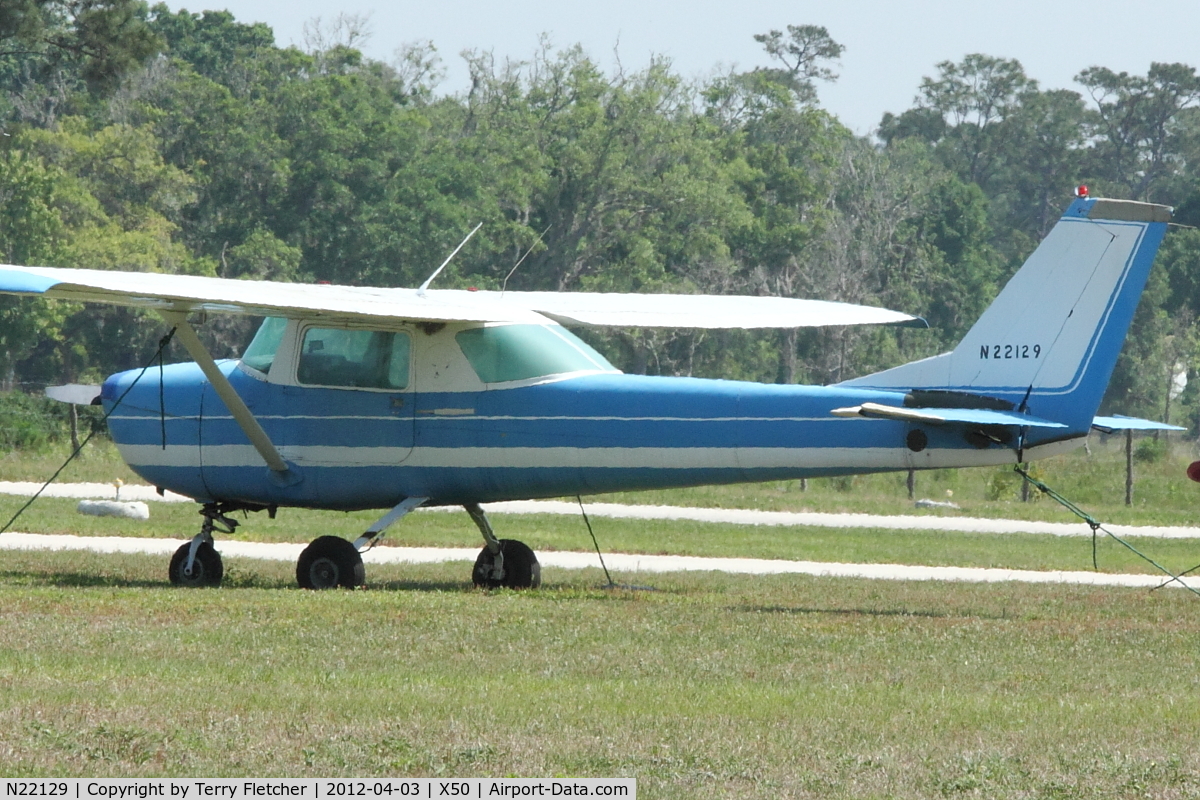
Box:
<box><xmin>2</xmin><ymin>482</ymin><xmax>1198</xmax><ymax>539</ymax></box>
<box><xmin>0</xmin><ymin>482</ymin><xmax>194</xmax><ymax>503</ymax></box>
<box><xmin>436</xmin><ymin>500</ymin><xmax>1200</xmax><ymax>540</ymax></box>
<box><xmin>0</xmin><ymin>531</ymin><xmax>1193</xmax><ymax>590</ymax></box>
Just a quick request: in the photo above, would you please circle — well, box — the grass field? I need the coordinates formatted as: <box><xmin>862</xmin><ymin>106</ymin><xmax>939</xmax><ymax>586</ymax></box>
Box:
<box><xmin>1</xmin><ymin>437</ymin><xmax>1200</xmax><ymax>795</ymax></box>
<box><xmin>0</xmin><ymin>551</ymin><xmax>1197</xmax><ymax>797</ymax></box>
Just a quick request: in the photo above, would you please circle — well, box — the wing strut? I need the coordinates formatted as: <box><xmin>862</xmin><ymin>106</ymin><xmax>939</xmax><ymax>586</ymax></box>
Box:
<box><xmin>159</xmin><ymin>310</ymin><xmax>299</xmax><ymax>483</ymax></box>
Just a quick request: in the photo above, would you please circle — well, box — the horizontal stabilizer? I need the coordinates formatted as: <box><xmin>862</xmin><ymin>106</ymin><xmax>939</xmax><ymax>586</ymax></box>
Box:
<box><xmin>831</xmin><ymin>402</ymin><xmax>1067</xmax><ymax>428</ymax></box>
<box><xmin>1092</xmin><ymin>415</ymin><xmax>1186</xmax><ymax>433</ymax></box>
<box><xmin>0</xmin><ymin>265</ymin><xmax>924</xmax><ymax>330</ymax></box>
<box><xmin>45</xmin><ymin>384</ymin><xmax>101</xmax><ymax>405</ymax></box>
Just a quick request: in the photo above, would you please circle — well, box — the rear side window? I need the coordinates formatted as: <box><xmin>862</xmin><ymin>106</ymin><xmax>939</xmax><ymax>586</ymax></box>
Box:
<box><xmin>298</xmin><ymin>327</ymin><xmax>410</xmax><ymax>389</ymax></box>
<box><xmin>456</xmin><ymin>324</ymin><xmax>614</xmax><ymax>384</ymax></box>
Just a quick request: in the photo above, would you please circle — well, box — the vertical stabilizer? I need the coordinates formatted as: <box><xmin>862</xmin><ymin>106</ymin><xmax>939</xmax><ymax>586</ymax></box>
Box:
<box><xmin>839</xmin><ymin>197</ymin><xmax>1171</xmax><ymax>431</ymax></box>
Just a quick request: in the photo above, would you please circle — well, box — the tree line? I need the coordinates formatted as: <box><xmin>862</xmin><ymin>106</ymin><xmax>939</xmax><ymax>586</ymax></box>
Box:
<box><xmin>2</xmin><ymin>5</ymin><xmax>1200</xmax><ymax>432</ymax></box>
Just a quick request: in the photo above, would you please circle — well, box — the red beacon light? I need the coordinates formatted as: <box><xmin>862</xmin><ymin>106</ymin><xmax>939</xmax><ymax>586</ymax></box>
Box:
<box><xmin>1074</xmin><ymin>184</ymin><xmax>1089</xmax><ymax>198</ymax></box>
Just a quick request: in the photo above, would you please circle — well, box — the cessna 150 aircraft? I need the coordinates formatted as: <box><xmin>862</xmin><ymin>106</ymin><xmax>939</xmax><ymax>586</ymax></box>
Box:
<box><xmin>0</xmin><ymin>195</ymin><xmax>1178</xmax><ymax>589</ymax></box>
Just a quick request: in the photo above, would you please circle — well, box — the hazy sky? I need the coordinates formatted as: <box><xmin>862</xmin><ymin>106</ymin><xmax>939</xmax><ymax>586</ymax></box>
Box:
<box><xmin>162</xmin><ymin>0</ymin><xmax>1200</xmax><ymax>134</ymax></box>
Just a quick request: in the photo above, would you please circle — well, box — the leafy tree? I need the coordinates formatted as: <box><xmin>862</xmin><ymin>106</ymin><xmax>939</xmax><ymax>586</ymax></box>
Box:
<box><xmin>147</xmin><ymin>4</ymin><xmax>274</xmax><ymax>83</ymax></box>
<box><xmin>785</xmin><ymin>138</ymin><xmax>947</xmax><ymax>382</ymax></box>
<box><xmin>461</xmin><ymin>44</ymin><xmax>748</xmax><ymax>294</ymax></box>
<box><xmin>881</xmin><ymin>56</ymin><xmax>1086</xmax><ymax>255</ymax></box>
<box><xmin>0</xmin><ymin>144</ymin><xmax>70</xmax><ymax>385</ymax></box>
<box><xmin>1103</xmin><ymin>262</ymin><xmax>1175</xmax><ymax>420</ymax></box>
<box><xmin>750</xmin><ymin>24</ymin><xmax>843</xmax><ymax>105</ymax></box>
<box><xmin>2</xmin><ymin>121</ymin><xmax>210</xmax><ymax>382</ymax></box>
<box><xmin>132</xmin><ymin>65</ymin><xmax>291</xmax><ymax>262</ymax></box>
<box><xmin>223</xmin><ymin>226</ymin><xmax>301</xmax><ymax>280</ymax></box>
<box><xmin>0</xmin><ymin>0</ymin><xmax>161</xmax><ymax>94</ymax></box>
<box><xmin>272</xmin><ymin>68</ymin><xmax>462</xmax><ymax>287</ymax></box>
<box><xmin>1077</xmin><ymin>62</ymin><xmax>1200</xmax><ymax>201</ymax></box>
<box><xmin>903</xmin><ymin>176</ymin><xmax>1001</xmax><ymax>341</ymax></box>
<box><xmin>903</xmin><ymin>54</ymin><xmax>1036</xmax><ymax>187</ymax></box>
<box><xmin>705</xmin><ymin>25</ymin><xmax>842</xmax><ymax>128</ymax></box>
<box><xmin>992</xmin><ymin>88</ymin><xmax>1087</xmax><ymax>239</ymax></box>
<box><xmin>1161</xmin><ymin>227</ymin><xmax>1200</xmax><ymax>317</ymax></box>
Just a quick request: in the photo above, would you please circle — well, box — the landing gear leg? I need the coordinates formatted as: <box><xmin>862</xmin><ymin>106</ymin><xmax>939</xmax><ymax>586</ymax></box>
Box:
<box><xmin>352</xmin><ymin>496</ymin><xmax>428</xmax><ymax>551</ymax></box>
<box><xmin>168</xmin><ymin>503</ymin><xmax>235</xmax><ymax>587</ymax></box>
<box><xmin>467</xmin><ymin>503</ymin><xmax>540</xmax><ymax>589</ymax></box>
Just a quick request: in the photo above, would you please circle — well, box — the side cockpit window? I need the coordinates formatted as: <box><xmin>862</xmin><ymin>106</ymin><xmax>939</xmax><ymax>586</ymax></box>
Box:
<box><xmin>241</xmin><ymin>316</ymin><xmax>288</xmax><ymax>375</ymax></box>
<box><xmin>297</xmin><ymin>327</ymin><xmax>410</xmax><ymax>390</ymax></box>
<box><xmin>455</xmin><ymin>324</ymin><xmax>615</xmax><ymax>384</ymax></box>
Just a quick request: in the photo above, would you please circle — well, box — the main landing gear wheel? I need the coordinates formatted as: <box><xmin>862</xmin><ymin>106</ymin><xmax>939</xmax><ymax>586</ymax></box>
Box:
<box><xmin>297</xmin><ymin>535</ymin><xmax>365</xmax><ymax>589</ymax></box>
<box><xmin>473</xmin><ymin>539</ymin><xmax>541</xmax><ymax>589</ymax></box>
<box><xmin>168</xmin><ymin>541</ymin><xmax>224</xmax><ymax>587</ymax></box>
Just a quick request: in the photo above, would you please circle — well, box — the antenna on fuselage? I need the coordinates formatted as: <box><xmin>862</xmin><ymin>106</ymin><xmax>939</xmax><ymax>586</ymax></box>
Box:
<box><xmin>417</xmin><ymin>222</ymin><xmax>483</xmax><ymax>296</ymax></box>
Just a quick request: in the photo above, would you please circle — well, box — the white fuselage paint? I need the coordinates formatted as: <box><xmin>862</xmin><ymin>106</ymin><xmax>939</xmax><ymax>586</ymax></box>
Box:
<box><xmin>115</xmin><ymin>437</ymin><xmax>1083</xmax><ymax>472</ymax></box>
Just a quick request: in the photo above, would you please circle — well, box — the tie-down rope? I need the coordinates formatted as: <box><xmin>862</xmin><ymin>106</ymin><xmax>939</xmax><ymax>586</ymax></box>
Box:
<box><xmin>1014</xmin><ymin>465</ymin><xmax>1200</xmax><ymax>598</ymax></box>
<box><xmin>0</xmin><ymin>327</ymin><xmax>177</xmax><ymax>535</ymax></box>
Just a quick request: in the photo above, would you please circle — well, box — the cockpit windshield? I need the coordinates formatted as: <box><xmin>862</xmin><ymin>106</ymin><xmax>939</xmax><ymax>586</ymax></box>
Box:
<box><xmin>241</xmin><ymin>316</ymin><xmax>287</xmax><ymax>374</ymax></box>
<box><xmin>456</xmin><ymin>324</ymin><xmax>616</xmax><ymax>384</ymax></box>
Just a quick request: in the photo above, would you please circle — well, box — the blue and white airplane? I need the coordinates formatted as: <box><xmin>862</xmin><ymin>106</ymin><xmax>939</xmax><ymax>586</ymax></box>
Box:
<box><xmin>0</xmin><ymin>195</ymin><xmax>1178</xmax><ymax>589</ymax></box>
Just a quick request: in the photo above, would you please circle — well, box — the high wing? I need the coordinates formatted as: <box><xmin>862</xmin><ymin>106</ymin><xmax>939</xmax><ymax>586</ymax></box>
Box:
<box><xmin>477</xmin><ymin>290</ymin><xmax>926</xmax><ymax>328</ymax></box>
<box><xmin>0</xmin><ymin>264</ymin><xmax>924</xmax><ymax>329</ymax></box>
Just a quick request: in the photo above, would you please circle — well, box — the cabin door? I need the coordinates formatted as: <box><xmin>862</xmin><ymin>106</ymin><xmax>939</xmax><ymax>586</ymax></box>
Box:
<box><xmin>199</xmin><ymin>326</ymin><xmax>415</xmax><ymax>505</ymax></box>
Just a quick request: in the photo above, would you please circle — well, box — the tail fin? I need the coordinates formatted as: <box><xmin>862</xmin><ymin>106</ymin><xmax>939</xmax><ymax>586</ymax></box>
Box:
<box><xmin>839</xmin><ymin>197</ymin><xmax>1171</xmax><ymax>431</ymax></box>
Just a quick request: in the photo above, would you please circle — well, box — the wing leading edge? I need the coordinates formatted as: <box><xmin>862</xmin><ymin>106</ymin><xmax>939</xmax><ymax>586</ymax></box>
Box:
<box><xmin>0</xmin><ymin>264</ymin><xmax>925</xmax><ymax>330</ymax></box>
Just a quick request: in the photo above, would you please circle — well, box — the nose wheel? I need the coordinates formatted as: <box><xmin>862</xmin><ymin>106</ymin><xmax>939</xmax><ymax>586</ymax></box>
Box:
<box><xmin>466</xmin><ymin>503</ymin><xmax>540</xmax><ymax>589</ymax></box>
<box><xmin>168</xmin><ymin>540</ymin><xmax>223</xmax><ymax>586</ymax></box>
<box><xmin>169</xmin><ymin>502</ymin><xmax>238</xmax><ymax>587</ymax></box>
<box><xmin>472</xmin><ymin>538</ymin><xmax>541</xmax><ymax>589</ymax></box>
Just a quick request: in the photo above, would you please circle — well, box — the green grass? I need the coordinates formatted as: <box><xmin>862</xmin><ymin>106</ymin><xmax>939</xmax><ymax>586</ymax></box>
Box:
<box><xmin>2</xmin><ymin>441</ymin><xmax>1200</xmax><ymax>795</ymax></box>
<box><xmin>0</xmin><ymin>550</ymin><xmax>1197</xmax><ymax>797</ymax></box>
<box><xmin>0</xmin><ymin>440</ymin><xmax>142</xmax><ymax>484</ymax></box>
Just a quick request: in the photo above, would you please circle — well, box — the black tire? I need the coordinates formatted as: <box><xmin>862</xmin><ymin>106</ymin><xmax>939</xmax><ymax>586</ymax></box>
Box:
<box><xmin>472</xmin><ymin>539</ymin><xmax>541</xmax><ymax>589</ymax></box>
<box><xmin>169</xmin><ymin>541</ymin><xmax>224</xmax><ymax>587</ymax></box>
<box><xmin>297</xmin><ymin>535</ymin><xmax>365</xmax><ymax>589</ymax></box>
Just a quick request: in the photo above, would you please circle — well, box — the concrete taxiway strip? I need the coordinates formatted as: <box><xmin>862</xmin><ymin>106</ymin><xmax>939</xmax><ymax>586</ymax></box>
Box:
<box><xmin>0</xmin><ymin>531</ymin><xmax>1194</xmax><ymax>590</ymax></box>
<box><xmin>471</xmin><ymin>500</ymin><xmax>1200</xmax><ymax>539</ymax></box>
<box><xmin>1</xmin><ymin>481</ymin><xmax>1199</xmax><ymax>539</ymax></box>
<box><xmin>0</xmin><ymin>481</ymin><xmax>193</xmax><ymax>503</ymax></box>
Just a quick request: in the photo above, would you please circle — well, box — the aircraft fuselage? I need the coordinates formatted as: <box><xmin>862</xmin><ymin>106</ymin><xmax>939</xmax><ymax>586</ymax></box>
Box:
<box><xmin>102</xmin><ymin>356</ymin><xmax>1077</xmax><ymax>510</ymax></box>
